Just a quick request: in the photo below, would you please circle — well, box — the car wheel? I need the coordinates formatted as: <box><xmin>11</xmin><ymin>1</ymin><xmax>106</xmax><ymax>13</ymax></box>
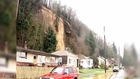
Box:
<box><xmin>74</xmin><ymin>77</ymin><xmax>77</xmax><ymax>79</ymax></box>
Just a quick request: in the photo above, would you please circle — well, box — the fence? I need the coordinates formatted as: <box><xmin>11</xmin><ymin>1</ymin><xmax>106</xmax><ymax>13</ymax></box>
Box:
<box><xmin>16</xmin><ymin>66</ymin><xmax>54</xmax><ymax>79</ymax></box>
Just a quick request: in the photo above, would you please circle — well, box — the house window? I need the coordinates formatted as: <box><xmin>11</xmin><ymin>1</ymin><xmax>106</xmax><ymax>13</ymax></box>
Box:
<box><xmin>81</xmin><ymin>61</ymin><xmax>83</xmax><ymax>63</ymax></box>
<box><xmin>0</xmin><ymin>57</ymin><xmax>8</xmax><ymax>67</ymax></box>
<box><xmin>87</xmin><ymin>61</ymin><xmax>90</xmax><ymax>65</ymax></box>
<box><xmin>69</xmin><ymin>59</ymin><xmax>71</xmax><ymax>64</ymax></box>
<box><xmin>50</xmin><ymin>57</ymin><xmax>55</xmax><ymax>62</ymax></box>
<box><xmin>19</xmin><ymin>52</ymin><xmax>27</xmax><ymax>59</ymax></box>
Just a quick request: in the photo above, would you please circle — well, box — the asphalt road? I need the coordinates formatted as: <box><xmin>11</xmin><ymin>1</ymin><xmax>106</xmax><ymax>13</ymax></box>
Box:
<box><xmin>110</xmin><ymin>70</ymin><xmax>126</xmax><ymax>79</ymax></box>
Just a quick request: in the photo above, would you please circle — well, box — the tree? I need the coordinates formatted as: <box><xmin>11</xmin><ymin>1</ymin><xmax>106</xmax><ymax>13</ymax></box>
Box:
<box><xmin>123</xmin><ymin>45</ymin><xmax>137</xmax><ymax>68</ymax></box>
<box><xmin>106</xmin><ymin>45</ymin><xmax>116</xmax><ymax>58</ymax></box>
<box><xmin>16</xmin><ymin>0</ymin><xmax>43</xmax><ymax>47</ymax></box>
<box><xmin>91</xmin><ymin>55</ymin><xmax>99</xmax><ymax>68</ymax></box>
<box><xmin>43</xmin><ymin>27</ymin><xmax>57</xmax><ymax>53</ymax></box>
<box><xmin>0</xmin><ymin>0</ymin><xmax>16</xmax><ymax>53</ymax></box>
<box><xmin>123</xmin><ymin>50</ymin><xmax>133</xmax><ymax>68</ymax></box>
<box><xmin>85</xmin><ymin>31</ymin><xmax>96</xmax><ymax>56</ymax></box>
<box><xmin>112</xmin><ymin>42</ymin><xmax>117</xmax><ymax>54</ymax></box>
<box><xmin>16</xmin><ymin>0</ymin><xmax>46</xmax><ymax>52</ymax></box>
<box><xmin>99</xmin><ymin>48</ymin><xmax>104</xmax><ymax>57</ymax></box>
<box><xmin>131</xmin><ymin>44</ymin><xmax>137</xmax><ymax>61</ymax></box>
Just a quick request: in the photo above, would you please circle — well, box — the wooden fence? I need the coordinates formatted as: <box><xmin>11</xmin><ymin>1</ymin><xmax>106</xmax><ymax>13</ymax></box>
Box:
<box><xmin>16</xmin><ymin>66</ymin><xmax>54</xmax><ymax>79</ymax></box>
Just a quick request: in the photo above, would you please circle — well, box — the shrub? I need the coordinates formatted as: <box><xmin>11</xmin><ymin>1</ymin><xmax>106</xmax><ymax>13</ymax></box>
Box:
<box><xmin>100</xmin><ymin>61</ymin><xmax>109</xmax><ymax>70</ymax></box>
<box><xmin>100</xmin><ymin>61</ymin><xmax>105</xmax><ymax>69</ymax></box>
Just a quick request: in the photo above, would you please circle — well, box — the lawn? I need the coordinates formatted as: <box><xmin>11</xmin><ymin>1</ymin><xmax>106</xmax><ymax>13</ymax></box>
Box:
<box><xmin>79</xmin><ymin>68</ymin><xmax>112</xmax><ymax>79</ymax></box>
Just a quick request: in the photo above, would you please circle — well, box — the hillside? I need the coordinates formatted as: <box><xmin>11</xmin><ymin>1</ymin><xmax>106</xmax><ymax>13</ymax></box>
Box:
<box><xmin>16</xmin><ymin>0</ymin><xmax>117</xmax><ymax>60</ymax></box>
<box><xmin>41</xmin><ymin>6</ymin><xmax>65</xmax><ymax>50</ymax></box>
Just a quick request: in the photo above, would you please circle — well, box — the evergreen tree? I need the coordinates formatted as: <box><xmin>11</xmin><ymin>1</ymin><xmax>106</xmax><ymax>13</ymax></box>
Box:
<box><xmin>0</xmin><ymin>0</ymin><xmax>16</xmax><ymax>53</ymax></box>
<box><xmin>16</xmin><ymin>0</ymin><xmax>43</xmax><ymax>47</ymax></box>
<box><xmin>43</xmin><ymin>27</ymin><xmax>57</xmax><ymax>53</ymax></box>
<box><xmin>85</xmin><ymin>31</ymin><xmax>96</xmax><ymax>56</ymax></box>
<box><xmin>112</xmin><ymin>42</ymin><xmax>117</xmax><ymax>54</ymax></box>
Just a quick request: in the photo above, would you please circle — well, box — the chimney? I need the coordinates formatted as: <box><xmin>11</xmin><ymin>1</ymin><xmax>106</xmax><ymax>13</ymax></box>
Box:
<box><xmin>24</xmin><ymin>41</ymin><xmax>27</xmax><ymax>49</ymax></box>
<box><xmin>3</xmin><ymin>41</ymin><xmax>8</xmax><ymax>53</ymax></box>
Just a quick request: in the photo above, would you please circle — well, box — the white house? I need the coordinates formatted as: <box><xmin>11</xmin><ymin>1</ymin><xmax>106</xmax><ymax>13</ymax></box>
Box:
<box><xmin>98</xmin><ymin>56</ymin><xmax>105</xmax><ymax>67</ymax></box>
<box><xmin>52</xmin><ymin>50</ymin><xmax>78</xmax><ymax>67</ymax></box>
<box><xmin>98</xmin><ymin>56</ymin><xmax>111</xmax><ymax>67</ymax></box>
<box><xmin>0</xmin><ymin>52</ymin><xmax>16</xmax><ymax>78</ymax></box>
<box><xmin>16</xmin><ymin>47</ymin><xmax>60</xmax><ymax>66</ymax></box>
<box><xmin>0</xmin><ymin>42</ymin><xmax>16</xmax><ymax>78</ymax></box>
<box><xmin>106</xmin><ymin>59</ymin><xmax>111</xmax><ymax>67</ymax></box>
<box><xmin>78</xmin><ymin>54</ymin><xmax>93</xmax><ymax>69</ymax></box>
<box><xmin>80</xmin><ymin>59</ymin><xmax>93</xmax><ymax>69</ymax></box>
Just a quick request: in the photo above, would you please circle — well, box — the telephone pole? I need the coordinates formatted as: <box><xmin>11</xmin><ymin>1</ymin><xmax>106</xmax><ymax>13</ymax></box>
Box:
<box><xmin>104</xmin><ymin>26</ymin><xmax>106</xmax><ymax>73</ymax></box>
<box><xmin>16</xmin><ymin>0</ymin><xmax>19</xmax><ymax>19</ymax></box>
<box><xmin>118</xmin><ymin>47</ymin><xmax>120</xmax><ymax>69</ymax></box>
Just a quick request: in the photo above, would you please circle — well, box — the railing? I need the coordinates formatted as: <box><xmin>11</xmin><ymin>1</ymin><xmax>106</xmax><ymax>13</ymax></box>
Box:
<box><xmin>16</xmin><ymin>66</ymin><xmax>54</xmax><ymax>79</ymax></box>
<box><xmin>17</xmin><ymin>62</ymin><xmax>58</xmax><ymax>67</ymax></box>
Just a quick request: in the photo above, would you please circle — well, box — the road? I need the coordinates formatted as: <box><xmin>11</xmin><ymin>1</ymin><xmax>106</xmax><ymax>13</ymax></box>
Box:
<box><xmin>110</xmin><ymin>70</ymin><xmax>126</xmax><ymax>79</ymax></box>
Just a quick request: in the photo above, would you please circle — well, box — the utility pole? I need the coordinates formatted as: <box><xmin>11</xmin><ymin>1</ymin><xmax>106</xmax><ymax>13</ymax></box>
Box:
<box><xmin>104</xmin><ymin>26</ymin><xmax>106</xmax><ymax>73</ymax></box>
<box><xmin>16</xmin><ymin>0</ymin><xmax>19</xmax><ymax>19</ymax></box>
<box><xmin>118</xmin><ymin>47</ymin><xmax>120</xmax><ymax>69</ymax></box>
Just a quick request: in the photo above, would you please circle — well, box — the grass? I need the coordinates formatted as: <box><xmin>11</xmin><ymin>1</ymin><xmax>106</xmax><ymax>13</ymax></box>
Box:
<box><xmin>80</xmin><ymin>68</ymin><xmax>104</xmax><ymax>74</ymax></box>
<box><xmin>79</xmin><ymin>68</ymin><xmax>113</xmax><ymax>79</ymax></box>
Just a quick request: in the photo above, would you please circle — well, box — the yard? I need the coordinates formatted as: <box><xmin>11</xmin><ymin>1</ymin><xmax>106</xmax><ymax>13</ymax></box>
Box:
<box><xmin>79</xmin><ymin>68</ymin><xmax>113</xmax><ymax>79</ymax></box>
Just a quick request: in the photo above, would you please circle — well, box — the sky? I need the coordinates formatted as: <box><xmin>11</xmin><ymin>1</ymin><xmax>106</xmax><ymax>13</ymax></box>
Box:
<box><xmin>57</xmin><ymin>0</ymin><xmax>140</xmax><ymax>57</ymax></box>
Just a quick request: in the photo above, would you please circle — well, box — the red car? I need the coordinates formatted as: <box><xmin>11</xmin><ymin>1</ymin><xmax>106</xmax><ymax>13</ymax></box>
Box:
<box><xmin>39</xmin><ymin>66</ymin><xmax>79</xmax><ymax>79</ymax></box>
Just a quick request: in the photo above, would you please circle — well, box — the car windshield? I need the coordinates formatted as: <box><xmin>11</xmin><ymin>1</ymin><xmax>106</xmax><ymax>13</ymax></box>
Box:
<box><xmin>51</xmin><ymin>67</ymin><xmax>64</xmax><ymax>74</ymax></box>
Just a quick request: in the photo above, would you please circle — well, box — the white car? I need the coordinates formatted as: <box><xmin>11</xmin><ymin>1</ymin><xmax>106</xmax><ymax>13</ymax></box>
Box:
<box><xmin>113</xmin><ymin>66</ymin><xmax>119</xmax><ymax>72</ymax></box>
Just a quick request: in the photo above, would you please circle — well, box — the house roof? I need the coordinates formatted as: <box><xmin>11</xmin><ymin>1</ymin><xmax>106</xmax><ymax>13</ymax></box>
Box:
<box><xmin>0</xmin><ymin>51</ymin><xmax>16</xmax><ymax>60</ymax></box>
<box><xmin>52</xmin><ymin>50</ymin><xmax>77</xmax><ymax>58</ymax></box>
<box><xmin>76</xmin><ymin>54</ymin><xmax>90</xmax><ymax>59</ymax></box>
<box><xmin>17</xmin><ymin>47</ymin><xmax>60</xmax><ymax>57</ymax></box>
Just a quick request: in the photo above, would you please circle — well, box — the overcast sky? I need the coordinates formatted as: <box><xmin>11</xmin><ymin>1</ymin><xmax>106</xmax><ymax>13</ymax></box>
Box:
<box><xmin>57</xmin><ymin>0</ymin><xmax>140</xmax><ymax>57</ymax></box>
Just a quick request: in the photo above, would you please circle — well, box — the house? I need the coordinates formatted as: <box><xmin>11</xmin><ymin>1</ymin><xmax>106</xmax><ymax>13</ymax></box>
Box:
<box><xmin>108</xmin><ymin>58</ymin><xmax>115</xmax><ymax>67</ymax></box>
<box><xmin>0</xmin><ymin>52</ymin><xmax>16</xmax><ymax>78</ymax></box>
<box><xmin>0</xmin><ymin>42</ymin><xmax>16</xmax><ymax>78</ymax></box>
<box><xmin>77</xmin><ymin>54</ymin><xmax>93</xmax><ymax>69</ymax></box>
<box><xmin>52</xmin><ymin>50</ymin><xmax>78</xmax><ymax>67</ymax></box>
<box><xmin>106</xmin><ymin>59</ymin><xmax>111</xmax><ymax>67</ymax></box>
<box><xmin>98</xmin><ymin>56</ymin><xmax>111</xmax><ymax>67</ymax></box>
<box><xmin>98</xmin><ymin>56</ymin><xmax>105</xmax><ymax>67</ymax></box>
<box><xmin>16</xmin><ymin>41</ymin><xmax>60</xmax><ymax>67</ymax></box>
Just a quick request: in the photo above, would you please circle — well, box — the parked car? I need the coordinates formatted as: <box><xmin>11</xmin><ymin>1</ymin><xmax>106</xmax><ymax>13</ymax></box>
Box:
<box><xmin>120</xmin><ymin>66</ymin><xmax>124</xmax><ymax>69</ymax></box>
<box><xmin>113</xmin><ymin>66</ymin><xmax>119</xmax><ymax>72</ymax></box>
<box><xmin>39</xmin><ymin>65</ymin><xmax>79</xmax><ymax>79</ymax></box>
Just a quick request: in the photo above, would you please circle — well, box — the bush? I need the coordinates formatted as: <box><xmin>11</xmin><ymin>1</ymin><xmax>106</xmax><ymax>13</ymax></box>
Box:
<box><xmin>100</xmin><ymin>61</ymin><xmax>109</xmax><ymax>70</ymax></box>
<box><xmin>105</xmin><ymin>65</ymin><xmax>109</xmax><ymax>70</ymax></box>
<box><xmin>100</xmin><ymin>61</ymin><xmax>105</xmax><ymax>69</ymax></box>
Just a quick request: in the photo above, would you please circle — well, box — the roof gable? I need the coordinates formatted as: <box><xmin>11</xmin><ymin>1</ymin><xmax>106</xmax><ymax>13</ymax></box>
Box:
<box><xmin>52</xmin><ymin>50</ymin><xmax>77</xmax><ymax>57</ymax></box>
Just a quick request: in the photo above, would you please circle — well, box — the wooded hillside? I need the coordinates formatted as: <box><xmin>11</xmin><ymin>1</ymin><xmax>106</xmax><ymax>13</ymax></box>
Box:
<box><xmin>16</xmin><ymin>0</ymin><xmax>117</xmax><ymax>60</ymax></box>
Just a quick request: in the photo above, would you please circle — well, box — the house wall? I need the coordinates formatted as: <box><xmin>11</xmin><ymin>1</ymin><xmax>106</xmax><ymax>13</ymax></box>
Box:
<box><xmin>98</xmin><ymin>57</ymin><xmax>104</xmax><ymax>66</ymax></box>
<box><xmin>17</xmin><ymin>51</ymin><xmax>59</xmax><ymax>66</ymax></box>
<box><xmin>37</xmin><ymin>55</ymin><xmax>46</xmax><ymax>66</ymax></box>
<box><xmin>46</xmin><ymin>57</ymin><xmax>58</xmax><ymax>63</ymax></box>
<box><xmin>106</xmin><ymin>59</ymin><xmax>110</xmax><ymax>67</ymax></box>
<box><xmin>17</xmin><ymin>51</ymin><xmax>35</xmax><ymax>63</ymax></box>
<box><xmin>80</xmin><ymin>59</ymin><xmax>93</xmax><ymax>68</ymax></box>
<box><xmin>0</xmin><ymin>59</ymin><xmax>16</xmax><ymax>73</ymax></box>
<box><xmin>67</xmin><ymin>56</ymin><xmax>77</xmax><ymax>67</ymax></box>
